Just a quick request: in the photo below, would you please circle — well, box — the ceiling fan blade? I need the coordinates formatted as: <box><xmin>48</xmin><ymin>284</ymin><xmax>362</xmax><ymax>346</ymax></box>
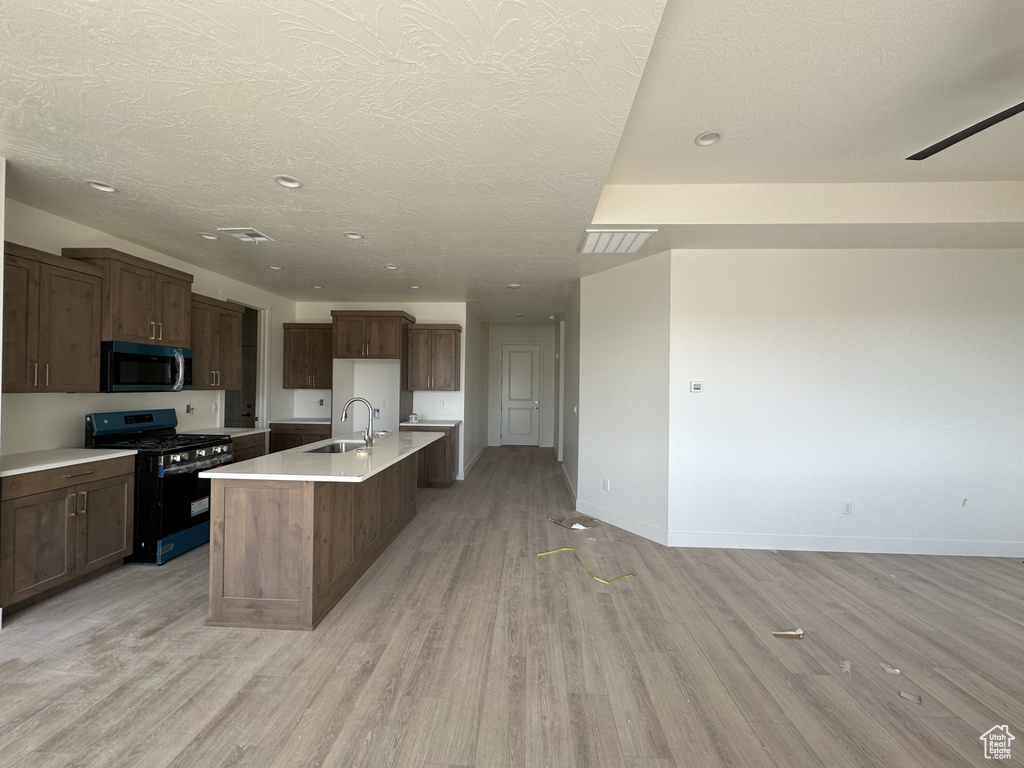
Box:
<box><xmin>907</xmin><ymin>99</ymin><xmax>1024</xmax><ymax>160</ymax></box>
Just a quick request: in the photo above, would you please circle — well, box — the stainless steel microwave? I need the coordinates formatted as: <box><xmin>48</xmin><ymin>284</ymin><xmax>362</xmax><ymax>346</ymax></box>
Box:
<box><xmin>101</xmin><ymin>341</ymin><xmax>192</xmax><ymax>392</ymax></box>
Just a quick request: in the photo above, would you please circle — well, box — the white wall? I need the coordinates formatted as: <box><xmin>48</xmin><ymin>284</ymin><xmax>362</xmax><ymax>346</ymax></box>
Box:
<box><xmin>1</xmin><ymin>199</ymin><xmax>298</xmax><ymax>453</ymax></box>
<box><xmin>666</xmin><ymin>249</ymin><xmax>1024</xmax><ymax>556</ymax></box>
<box><xmin>577</xmin><ymin>254</ymin><xmax>671</xmax><ymax>541</ymax></box>
<box><xmin>561</xmin><ymin>283</ymin><xmax>581</xmax><ymax>498</ymax></box>
<box><xmin>485</xmin><ymin>323</ymin><xmax>559</xmax><ymax>447</ymax></box>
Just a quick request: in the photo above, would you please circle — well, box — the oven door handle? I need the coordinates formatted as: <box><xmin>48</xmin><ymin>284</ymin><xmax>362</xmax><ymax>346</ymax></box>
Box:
<box><xmin>172</xmin><ymin>349</ymin><xmax>185</xmax><ymax>392</ymax></box>
<box><xmin>159</xmin><ymin>452</ymin><xmax>234</xmax><ymax>477</ymax></box>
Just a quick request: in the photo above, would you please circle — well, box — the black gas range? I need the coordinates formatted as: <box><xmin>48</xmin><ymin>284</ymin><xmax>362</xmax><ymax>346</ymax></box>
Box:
<box><xmin>85</xmin><ymin>409</ymin><xmax>234</xmax><ymax>564</ymax></box>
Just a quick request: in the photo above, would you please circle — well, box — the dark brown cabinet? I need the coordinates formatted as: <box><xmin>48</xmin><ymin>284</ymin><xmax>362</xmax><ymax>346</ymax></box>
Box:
<box><xmin>331</xmin><ymin>311</ymin><xmax>415</xmax><ymax>359</ymax></box>
<box><xmin>407</xmin><ymin>324</ymin><xmax>461</xmax><ymax>391</ymax></box>
<box><xmin>399</xmin><ymin>424</ymin><xmax>460</xmax><ymax>487</ymax></box>
<box><xmin>283</xmin><ymin>323</ymin><xmax>333</xmax><ymax>389</ymax></box>
<box><xmin>191</xmin><ymin>294</ymin><xmax>243</xmax><ymax>390</ymax></box>
<box><xmin>231</xmin><ymin>432</ymin><xmax>268</xmax><ymax>462</ymax></box>
<box><xmin>3</xmin><ymin>243</ymin><xmax>103</xmax><ymax>393</ymax></box>
<box><xmin>1</xmin><ymin>457</ymin><xmax>134</xmax><ymax>611</ymax></box>
<box><xmin>63</xmin><ymin>247</ymin><xmax>193</xmax><ymax>348</ymax></box>
<box><xmin>269</xmin><ymin>422</ymin><xmax>332</xmax><ymax>453</ymax></box>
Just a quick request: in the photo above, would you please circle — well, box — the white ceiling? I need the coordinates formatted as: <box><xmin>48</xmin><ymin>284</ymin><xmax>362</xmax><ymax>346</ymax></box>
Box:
<box><xmin>1</xmin><ymin>0</ymin><xmax>1022</xmax><ymax>322</ymax></box>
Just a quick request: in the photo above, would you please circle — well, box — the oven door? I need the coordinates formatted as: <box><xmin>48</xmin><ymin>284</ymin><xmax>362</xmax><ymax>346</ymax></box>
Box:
<box><xmin>143</xmin><ymin>452</ymin><xmax>233</xmax><ymax>564</ymax></box>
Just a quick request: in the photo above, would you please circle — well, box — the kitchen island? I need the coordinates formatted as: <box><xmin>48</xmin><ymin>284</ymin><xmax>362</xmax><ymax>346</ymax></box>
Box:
<box><xmin>199</xmin><ymin>430</ymin><xmax>442</xmax><ymax>630</ymax></box>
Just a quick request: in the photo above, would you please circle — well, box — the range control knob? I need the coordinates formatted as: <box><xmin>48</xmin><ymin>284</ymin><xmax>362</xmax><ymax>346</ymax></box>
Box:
<box><xmin>171</xmin><ymin>453</ymin><xmax>182</xmax><ymax>463</ymax></box>
<box><xmin>196</xmin><ymin>449</ymin><xmax>206</xmax><ymax>458</ymax></box>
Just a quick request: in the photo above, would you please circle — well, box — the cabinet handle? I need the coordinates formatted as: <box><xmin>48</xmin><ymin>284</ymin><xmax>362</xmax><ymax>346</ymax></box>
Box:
<box><xmin>210</xmin><ymin>371</ymin><xmax>216</xmax><ymax>386</ymax></box>
<box><xmin>311</xmin><ymin>374</ymin><xmax>316</xmax><ymax>387</ymax></box>
<box><xmin>45</xmin><ymin>364</ymin><xmax>50</xmax><ymax>385</ymax></box>
<box><xmin>67</xmin><ymin>494</ymin><xmax>77</xmax><ymax>519</ymax></box>
<box><xmin>63</xmin><ymin>470</ymin><xmax>95</xmax><ymax>479</ymax></box>
<box><xmin>157</xmin><ymin>322</ymin><xmax>164</xmax><ymax>340</ymax></box>
<box><xmin>79</xmin><ymin>491</ymin><xmax>88</xmax><ymax>515</ymax></box>
<box><xmin>216</xmin><ymin>371</ymin><xmax>221</xmax><ymax>386</ymax></box>
<box><xmin>150</xmin><ymin>321</ymin><xmax>157</xmax><ymax>339</ymax></box>
<box><xmin>32</xmin><ymin>363</ymin><xmax>38</xmax><ymax>386</ymax></box>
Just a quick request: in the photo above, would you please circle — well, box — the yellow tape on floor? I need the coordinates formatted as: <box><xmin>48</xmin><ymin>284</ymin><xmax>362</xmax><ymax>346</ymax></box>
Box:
<box><xmin>536</xmin><ymin>547</ymin><xmax>634</xmax><ymax>585</ymax></box>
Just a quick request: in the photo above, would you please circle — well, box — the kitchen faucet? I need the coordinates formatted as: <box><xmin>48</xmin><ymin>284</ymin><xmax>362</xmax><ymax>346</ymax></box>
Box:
<box><xmin>340</xmin><ymin>397</ymin><xmax>375</xmax><ymax>447</ymax></box>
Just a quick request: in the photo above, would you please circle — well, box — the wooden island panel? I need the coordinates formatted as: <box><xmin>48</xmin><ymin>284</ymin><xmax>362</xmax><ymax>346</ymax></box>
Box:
<box><xmin>208</xmin><ymin>453</ymin><xmax>418</xmax><ymax>631</ymax></box>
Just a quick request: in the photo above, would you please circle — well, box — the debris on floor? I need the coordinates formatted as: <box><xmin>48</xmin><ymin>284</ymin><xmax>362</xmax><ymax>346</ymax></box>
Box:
<box><xmin>548</xmin><ymin>515</ymin><xmax>602</xmax><ymax>530</ymax></box>
<box><xmin>771</xmin><ymin>628</ymin><xmax>804</xmax><ymax>639</ymax></box>
<box><xmin>899</xmin><ymin>690</ymin><xmax>923</xmax><ymax>704</ymax></box>
<box><xmin>880</xmin><ymin>662</ymin><xmax>901</xmax><ymax>675</ymax></box>
<box><xmin>840</xmin><ymin>660</ymin><xmax>851</xmax><ymax>674</ymax></box>
<box><xmin>536</xmin><ymin>547</ymin><xmax>633</xmax><ymax>584</ymax></box>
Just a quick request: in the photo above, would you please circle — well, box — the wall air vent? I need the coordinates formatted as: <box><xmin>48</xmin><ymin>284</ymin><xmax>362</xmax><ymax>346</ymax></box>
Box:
<box><xmin>578</xmin><ymin>229</ymin><xmax>656</xmax><ymax>254</ymax></box>
<box><xmin>216</xmin><ymin>227</ymin><xmax>274</xmax><ymax>244</ymax></box>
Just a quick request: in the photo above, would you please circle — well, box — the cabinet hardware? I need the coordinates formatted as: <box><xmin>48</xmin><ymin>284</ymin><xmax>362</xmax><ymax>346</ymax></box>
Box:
<box><xmin>150</xmin><ymin>321</ymin><xmax>157</xmax><ymax>339</ymax></box>
<box><xmin>45</xmin><ymin>364</ymin><xmax>50</xmax><ymax>385</ymax></box>
<box><xmin>157</xmin><ymin>322</ymin><xmax>164</xmax><ymax>340</ymax></box>
<box><xmin>63</xmin><ymin>470</ymin><xmax>95</xmax><ymax>479</ymax></box>
<box><xmin>33</xmin><ymin>362</ymin><xmax>38</xmax><ymax>386</ymax></box>
<box><xmin>216</xmin><ymin>370</ymin><xmax>221</xmax><ymax>386</ymax></box>
<box><xmin>79</xmin><ymin>491</ymin><xmax>88</xmax><ymax>515</ymax></box>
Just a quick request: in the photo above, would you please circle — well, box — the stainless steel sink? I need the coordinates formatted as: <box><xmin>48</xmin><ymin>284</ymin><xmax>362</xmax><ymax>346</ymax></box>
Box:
<box><xmin>304</xmin><ymin>440</ymin><xmax>367</xmax><ymax>454</ymax></box>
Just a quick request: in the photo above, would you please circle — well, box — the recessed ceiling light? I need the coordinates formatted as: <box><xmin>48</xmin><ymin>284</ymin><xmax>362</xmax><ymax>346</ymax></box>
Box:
<box><xmin>268</xmin><ymin>265</ymin><xmax>283</xmax><ymax>270</ymax></box>
<box><xmin>86</xmin><ymin>180</ymin><xmax>118</xmax><ymax>193</ymax></box>
<box><xmin>409</xmin><ymin>285</ymin><xmax>420</xmax><ymax>289</ymax></box>
<box><xmin>507</xmin><ymin>283</ymin><xmax>522</xmax><ymax>289</ymax></box>
<box><xmin>384</xmin><ymin>264</ymin><xmax>399</xmax><ymax>270</ymax></box>
<box><xmin>695</xmin><ymin>130</ymin><xmax>722</xmax><ymax>146</ymax></box>
<box><xmin>198</xmin><ymin>233</ymin><xmax>219</xmax><ymax>240</ymax></box>
<box><xmin>273</xmin><ymin>174</ymin><xmax>302</xmax><ymax>189</ymax></box>
<box><xmin>312</xmin><ymin>284</ymin><xmax>323</xmax><ymax>289</ymax></box>
<box><xmin>344</xmin><ymin>232</ymin><xmax>364</xmax><ymax>240</ymax></box>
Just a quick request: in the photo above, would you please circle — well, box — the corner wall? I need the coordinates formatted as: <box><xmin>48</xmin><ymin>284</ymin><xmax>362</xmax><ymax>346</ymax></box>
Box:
<box><xmin>560</xmin><ymin>283</ymin><xmax>581</xmax><ymax>498</ymax></box>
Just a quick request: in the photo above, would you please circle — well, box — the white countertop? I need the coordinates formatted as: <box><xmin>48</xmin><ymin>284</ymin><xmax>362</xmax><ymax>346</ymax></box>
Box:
<box><xmin>194</xmin><ymin>427</ymin><xmax>269</xmax><ymax>438</ymax></box>
<box><xmin>200</xmin><ymin>430</ymin><xmax>442</xmax><ymax>483</ymax></box>
<box><xmin>399</xmin><ymin>419</ymin><xmax>462</xmax><ymax>427</ymax></box>
<box><xmin>0</xmin><ymin>448</ymin><xmax>138</xmax><ymax>477</ymax></box>
<box><xmin>268</xmin><ymin>418</ymin><xmax>332</xmax><ymax>425</ymax></box>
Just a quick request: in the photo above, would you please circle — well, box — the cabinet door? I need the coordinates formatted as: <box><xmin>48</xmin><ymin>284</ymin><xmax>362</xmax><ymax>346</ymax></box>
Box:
<box><xmin>218</xmin><ymin>308</ymin><xmax>243</xmax><ymax>389</ymax></box>
<box><xmin>112</xmin><ymin>261</ymin><xmax>156</xmax><ymax>343</ymax></box>
<box><xmin>283</xmin><ymin>328</ymin><xmax>313</xmax><ymax>388</ymax></box>
<box><xmin>333</xmin><ymin>316</ymin><xmax>366</xmax><ymax>358</ymax></box>
<box><xmin>0</xmin><ymin>489</ymin><xmax>78</xmax><ymax>606</ymax></box>
<box><xmin>312</xmin><ymin>327</ymin><xmax>333</xmax><ymax>388</ymax></box>
<box><xmin>154</xmin><ymin>274</ymin><xmax>192</xmax><ymax>347</ymax></box>
<box><xmin>270</xmin><ymin>431</ymin><xmax>306</xmax><ymax>453</ymax></box>
<box><xmin>421</xmin><ymin>434</ymin><xmax>450</xmax><ymax>486</ymax></box>
<box><xmin>191</xmin><ymin>301</ymin><xmax>217</xmax><ymax>390</ymax></box>
<box><xmin>365</xmin><ymin>316</ymin><xmax>401</xmax><ymax>358</ymax></box>
<box><xmin>77</xmin><ymin>474</ymin><xmax>134</xmax><ymax>574</ymax></box>
<box><xmin>407</xmin><ymin>329</ymin><xmax>432</xmax><ymax>389</ymax></box>
<box><xmin>431</xmin><ymin>329</ymin><xmax>460</xmax><ymax>391</ymax></box>
<box><xmin>38</xmin><ymin>263</ymin><xmax>102</xmax><ymax>393</ymax></box>
<box><xmin>2</xmin><ymin>254</ymin><xmax>40</xmax><ymax>393</ymax></box>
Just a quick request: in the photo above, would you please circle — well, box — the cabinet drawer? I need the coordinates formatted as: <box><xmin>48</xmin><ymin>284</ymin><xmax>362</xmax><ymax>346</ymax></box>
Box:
<box><xmin>231</xmin><ymin>433</ymin><xmax>267</xmax><ymax>454</ymax></box>
<box><xmin>2</xmin><ymin>456</ymin><xmax>136</xmax><ymax>501</ymax></box>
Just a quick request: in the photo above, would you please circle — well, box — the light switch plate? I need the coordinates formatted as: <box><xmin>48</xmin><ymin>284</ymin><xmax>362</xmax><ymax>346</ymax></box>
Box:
<box><xmin>690</xmin><ymin>381</ymin><xmax>703</xmax><ymax>392</ymax></box>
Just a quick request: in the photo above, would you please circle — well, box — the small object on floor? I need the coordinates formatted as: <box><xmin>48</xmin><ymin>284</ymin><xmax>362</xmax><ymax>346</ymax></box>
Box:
<box><xmin>840</xmin><ymin>660</ymin><xmax>851</xmax><ymax>674</ymax></box>
<box><xmin>899</xmin><ymin>690</ymin><xmax>923</xmax><ymax>704</ymax></box>
<box><xmin>880</xmin><ymin>662</ymin><xmax>901</xmax><ymax>675</ymax></box>
<box><xmin>771</xmin><ymin>628</ymin><xmax>804</xmax><ymax>639</ymax></box>
<box><xmin>536</xmin><ymin>547</ymin><xmax>633</xmax><ymax>584</ymax></box>
<box><xmin>548</xmin><ymin>515</ymin><xmax>602</xmax><ymax>530</ymax></box>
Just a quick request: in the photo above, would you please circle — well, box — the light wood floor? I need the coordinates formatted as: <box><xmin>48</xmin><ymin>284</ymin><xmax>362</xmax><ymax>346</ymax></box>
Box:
<box><xmin>1</xmin><ymin>447</ymin><xmax>1022</xmax><ymax>767</ymax></box>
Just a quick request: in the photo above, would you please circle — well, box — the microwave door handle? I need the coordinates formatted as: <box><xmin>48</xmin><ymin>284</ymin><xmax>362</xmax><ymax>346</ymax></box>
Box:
<box><xmin>172</xmin><ymin>349</ymin><xmax>185</xmax><ymax>391</ymax></box>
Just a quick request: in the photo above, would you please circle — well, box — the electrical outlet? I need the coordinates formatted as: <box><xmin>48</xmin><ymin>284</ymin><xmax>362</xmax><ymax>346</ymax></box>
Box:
<box><xmin>318</xmin><ymin>399</ymin><xmax>324</xmax><ymax>406</ymax></box>
<box><xmin>602</xmin><ymin>478</ymin><xmax>610</xmax><ymax>491</ymax></box>
<box><xmin>212</xmin><ymin>402</ymin><xmax>219</xmax><ymax>414</ymax></box>
<box><xmin>373</xmin><ymin>408</ymin><xmax>381</xmax><ymax>418</ymax></box>
<box><xmin>439</xmin><ymin>400</ymin><xmax>445</xmax><ymax>409</ymax></box>
<box><xmin>843</xmin><ymin>501</ymin><xmax>852</xmax><ymax>515</ymax></box>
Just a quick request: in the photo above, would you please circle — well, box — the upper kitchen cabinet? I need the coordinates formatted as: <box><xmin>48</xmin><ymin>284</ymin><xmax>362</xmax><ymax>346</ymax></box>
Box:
<box><xmin>283</xmin><ymin>323</ymin><xmax>333</xmax><ymax>389</ymax></box>
<box><xmin>331</xmin><ymin>311</ymin><xmax>415</xmax><ymax>359</ymax></box>
<box><xmin>63</xmin><ymin>247</ymin><xmax>193</xmax><ymax>348</ymax></box>
<box><xmin>407</xmin><ymin>324</ymin><xmax>462</xmax><ymax>391</ymax></box>
<box><xmin>3</xmin><ymin>242</ymin><xmax>102</xmax><ymax>393</ymax></box>
<box><xmin>191</xmin><ymin>294</ymin><xmax>244</xmax><ymax>390</ymax></box>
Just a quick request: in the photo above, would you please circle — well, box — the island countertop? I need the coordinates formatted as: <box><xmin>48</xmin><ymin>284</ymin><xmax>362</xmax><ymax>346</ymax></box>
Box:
<box><xmin>199</xmin><ymin>430</ymin><xmax>443</xmax><ymax>483</ymax></box>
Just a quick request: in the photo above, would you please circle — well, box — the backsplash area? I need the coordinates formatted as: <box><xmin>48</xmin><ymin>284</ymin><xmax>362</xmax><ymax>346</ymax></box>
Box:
<box><xmin>0</xmin><ymin>390</ymin><xmax>222</xmax><ymax>455</ymax></box>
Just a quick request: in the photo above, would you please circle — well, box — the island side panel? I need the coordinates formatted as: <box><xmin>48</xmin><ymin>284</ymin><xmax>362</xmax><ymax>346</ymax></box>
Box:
<box><xmin>311</xmin><ymin>453</ymin><xmax>420</xmax><ymax>628</ymax></box>
<box><xmin>208</xmin><ymin>479</ymin><xmax>315</xmax><ymax>630</ymax></box>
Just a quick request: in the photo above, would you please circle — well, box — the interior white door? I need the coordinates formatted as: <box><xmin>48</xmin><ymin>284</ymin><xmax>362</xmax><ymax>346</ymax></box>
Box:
<box><xmin>501</xmin><ymin>344</ymin><xmax>541</xmax><ymax>445</ymax></box>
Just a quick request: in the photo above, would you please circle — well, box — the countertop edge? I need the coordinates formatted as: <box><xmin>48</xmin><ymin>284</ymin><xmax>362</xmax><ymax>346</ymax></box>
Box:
<box><xmin>1</xmin><ymin>448</ymin><xmax>139</xmax><ymax>477</ymax></box>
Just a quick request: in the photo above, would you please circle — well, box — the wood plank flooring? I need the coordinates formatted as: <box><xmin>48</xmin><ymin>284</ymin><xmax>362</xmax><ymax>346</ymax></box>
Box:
<box><xmin>1</xmin><ymin>446</ymin><xmax>1022</xmax><ymax>767</ymax></box>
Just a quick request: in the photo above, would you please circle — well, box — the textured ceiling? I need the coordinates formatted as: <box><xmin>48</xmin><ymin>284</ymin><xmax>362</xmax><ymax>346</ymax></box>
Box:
<box><xmin>0</xmin><ymin>0</ymin><xmax>665</xmax><ymax>321</ymax></box>
<box><xmin>1</xmin><ymin>0</ymin><xmax>1022</xmax><ymax>322</ymax></box>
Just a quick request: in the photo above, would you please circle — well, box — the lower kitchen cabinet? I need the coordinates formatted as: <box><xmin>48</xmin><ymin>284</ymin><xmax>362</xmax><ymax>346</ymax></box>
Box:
<box><xmin>269</xmin><ymin>422</ymin><xmax>331</xmax><ymax>453</ymax></box>
<box><xmin>231</xmin><ymin>432</ymin><xmax>268</xmax><ymax>462</ymax></box>
<box><xmin>0</xmin><ymin>456</ymin><xmax>134</xmax><ymax>612</ymax></box>
<box><xmin>399</xmin><ymin>424</ymin><xmax>460</xmax><ymax>488</ymax></box>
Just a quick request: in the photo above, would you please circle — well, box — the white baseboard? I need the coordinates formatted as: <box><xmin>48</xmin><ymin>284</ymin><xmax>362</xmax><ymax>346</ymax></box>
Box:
<box><xmin>560</xmin><ymin>464</ymin><xmax>577</xmax><ymax>501</ymax></box>
<box><xmin>575</xmin><ymin>500</ymin><xmax>669</xmax><ymax>546</ymax></box>
<box><xmin>664</xmin><ymin>531</ymin><xmax>1024</xmax><ymax>557</ymax></box>
<box><xmin>462</xmin><ymin>445</ymin><xmax>486</xmax><ymax>478</ymax></box>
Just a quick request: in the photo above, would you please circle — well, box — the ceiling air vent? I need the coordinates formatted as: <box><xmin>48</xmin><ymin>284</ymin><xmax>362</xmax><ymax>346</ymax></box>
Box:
<box><xmin>216</xmin><ymin>227</ymin><xmax>274</xmax><ymax>244</ymax></box>
<box><xmin>578</xmin><ymin>229</ymin><xmax>656</xmax><ymax>254</ymax></box>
